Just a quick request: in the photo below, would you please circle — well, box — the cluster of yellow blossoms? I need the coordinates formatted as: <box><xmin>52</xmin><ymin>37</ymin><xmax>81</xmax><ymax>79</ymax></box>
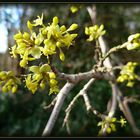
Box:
<box><xmin>8</xmin><ymin>14</ymin><xmax>78</xmax><ymax>94</ymax></box>
<box><xmin>0</xmin><ymin>71</ymin><xmax>21</xmax><ymax>93</ymax></box>
<box><xmin>117</xmin><ymin>62</ymin><xmax>138</xmax><ymax>87</ymax></box>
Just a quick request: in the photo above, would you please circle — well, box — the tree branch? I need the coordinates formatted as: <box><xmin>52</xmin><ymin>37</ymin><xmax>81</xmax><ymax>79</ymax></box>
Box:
<box><xmin>98</xmin><ymin>29</ymin><xmax>140</xmax><ymax>136</ymax></box>
<box><xmin>42</xmin><ymin>82</ymin><xmax>75</xmax><ymax>136</ymax></box>
<box><xmin>117</xmin><ymin>89</ymin><xmax>140</xmax><ymax>135</ymax></box>
<box><xmin>51</xmin><ymin>66</ymin><xmax>102</xmax><ymax>83</ymax></box>
<box><xmin>62</xmin><ymin>78</ymin><xmax>96</xmax><ymax>129</ymax></box>
<box><xmin>43</xmin><ymin>96</ymin><xmax>58</xmax><ymax>110</ymax></box>
<box><xmin>63</xmin><ymin>78</ymin><xmax>106</xmax><ymax>131</ymax></box>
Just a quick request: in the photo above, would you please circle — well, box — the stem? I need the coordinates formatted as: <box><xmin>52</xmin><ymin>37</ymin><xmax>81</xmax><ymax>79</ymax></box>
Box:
<box><xmin>108</xmin><ymin>83</ymin><xmax>118</xmax><ymax>118</ymax></box>
<box><xmin>100</xmin><ymin>42</ymin><xmax>128</xmax><ymax>65</ymax></box>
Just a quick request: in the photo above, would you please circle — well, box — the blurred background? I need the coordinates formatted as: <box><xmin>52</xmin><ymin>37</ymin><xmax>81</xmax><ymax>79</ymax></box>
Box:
<box><xmin>0</xmin><ymin>3</ymin><xmax>140</xmax><ymax>137</ymax></box>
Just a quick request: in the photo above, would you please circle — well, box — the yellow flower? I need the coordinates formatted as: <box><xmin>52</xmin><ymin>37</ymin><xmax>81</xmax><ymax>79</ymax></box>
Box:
<box><xmin>33</xmin><ymin>13</ymin><xmax>44</xmax><ymax>26</ymax></box>
<box><xmin>10</xmin><ymin>45</ymin><xmax>17</xmax><ymax>58</ymax></box>
<box><xmin>85</xmin><ymin>24</ymin><xmax>106</xmax><ymax>42</ymax></box>
<box><xmin>119</xmin><ymin>116</ymin><xmax>127</xmax><ymax>127</ymax></box>
<box><xmin>70</xmin><ymin>6</ymin><xmax>78</xmax><ymax>13</ymax></box>
<box><xmin>25</xmin><ymin>74</ymin><xmax>38</xmax><ymax>94</ymax></box>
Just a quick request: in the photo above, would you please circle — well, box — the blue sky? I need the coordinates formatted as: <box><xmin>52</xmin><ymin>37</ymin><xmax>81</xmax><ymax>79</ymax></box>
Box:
<box><xmin>0</xmin><ymin>23</ymin><xmax>8</xmax><ymax>53</ymax></box>
<box><xmin>0</xmin><ymin>5</ymin><xmax>23</xmax><ymax>53</ymax></box>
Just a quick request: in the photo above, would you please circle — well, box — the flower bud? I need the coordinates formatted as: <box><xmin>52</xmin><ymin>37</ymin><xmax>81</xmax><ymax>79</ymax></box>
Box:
<box><xmin>85</xmin><ymin>27</ymin><xmax>89</xmax><ymax>35</ymax></box>
<box><xmin>7</xmin><ymin>85</ymin><xmax>12</xmax><ymax>91</ymax></box>
<box><xmin>56</xmin><ymin>42</ymin><xmax>62</xmax><ymax>48</ymax></box>
<box><xmin>53</xmin><ymin>16</ymin><xmax>59</xmax><ymax>25</ymax></box>
<box><xmin>50</xmin><ymin>79</ymin><xmax>58</xmax><ymax>86</ymax></box>
<box><xmin>20</xmin><ymin>59</ymin><xmax>27</xmax><ymax>68</ymax></box>
<box><xmin>27</xmin><ymin>20</ymin><xmax>33</xmax><ymax>31</ymax></box>
<box><xmin>127</xmin><ymin>81</ymin><xmax>134</xmax><ymax>87</ymax></box>
<box><xmin>40</xmin><ymin>64</ymin><xmax>51</xmax><ymax>73</ymax></box>
<box><xmin>7</xmin><ymin>71</ymin><xmax>14</xmax><ymax>77</ymax></box>
<box><xmin>69</xmin><ymin>23</ymin><xmax>78</xmax><ymax>31</ymax></box>
<box><xmin>23</xmin><ymin>32</ymin><xmax>30</xmax><ymax>40</ymax></box>
<box><xmin>40</xmin><ymin>80</ymin><xmax>45</xmax><ymax>90</ymax></box>
<box><xmin>94</xmin><ymin>25</ymin><xmax>98</xmax><ymax>31</ymax></box>
<box><xmin>42</xmin><ymin>28</ymin><xmax>47</xmax><ymax>35</ymax></box>
<box><xmin>49</xmin><ymin>72</ymin><xmax>56</xmax><ymax>79</ymax></box>
<box><xmin>19</xmin><ymin>43</ymin><xmax>27</xmax><ymax>48</ymax></box>
<box><xmin>60</xmin><ymin>25</ymin><xmax>66</xmax><ymax>32</ymax></box>
<box><xmin>44</xmin><ymin>39</ymin><xmax>49</xmax><ymax>45</ymax></box>
<box><xmin>133</xmin><ymin>33</ymin><xmax>140</xmax><ymax>39</ymax></box>
<box><xmin>14</xmin><ymin>31</ymin><xmax>22</xmax><ymax>40</ymax></box>
<box><xmin>99</xmin><ymin>24</ymin><xmax>104</xmax><ymax>31</ymax></box>
<box><xmin>59</xmin><ymin>51</ymin><xmax>65</xmax><ymax>61</ymax></box>
<box><xmin>2</xmin><ymin>86</ymin><xmax>7</xmax><ymax>92</ymax></box>
<box><xmin>0</xmin><ymin>71</ymin><xmax>7</xmax><ymax>78</ymax></box>
<box><xmin>70</xmin><ymin>6</ymin><xmax>78</xmax><ymax>13</ymax></box>
<box><xmin>34</xmin><ymin>74</ymin><xmax>42</xmax><ymax>81</ymax></box>
<box><xmin>107</xmin><ymin>127</ymin><xmax>111</xmax><ymax>134</ymax></box>
<box><xmin>35</xmin><ymin>38</ymin><xmax>40</xmax><ymax>45</ymax></box>
<box><xmin>12</xmin><ymin>85</ymin><xmax>18</xmax><ymax>93</ymax></box>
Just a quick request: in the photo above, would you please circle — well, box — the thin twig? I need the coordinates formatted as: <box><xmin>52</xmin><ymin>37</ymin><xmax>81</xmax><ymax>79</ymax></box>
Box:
<box><xmin>99</xmin><ymin>42</ymin><xmax>128</xmax><ymax>66</ymax></box>
<box><xmin>62</xmin><ymin>91</ymin><xmax>81</xmax><ymax>128</ymax></box>
<box><xmin>43</xmin><ymin>96</ymin><xmax>58</xmax><ymax>110</ymax></box>
<box><xmin>63</xmin><ymin>78</ymin><xmax>95</xmax><ymax>128</ymax></box>
<box><xmin>82</xmin><ymin>89</ymin><xmax>106</xmax><ymax>119</ymax></box>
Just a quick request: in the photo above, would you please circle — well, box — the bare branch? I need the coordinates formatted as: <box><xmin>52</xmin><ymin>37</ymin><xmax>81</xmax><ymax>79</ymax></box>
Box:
<box><xmin>42</xmin><ymin>82</ymin><xmax>75</xmax><ymax>136</ymax></box>
<box><xmin>62</xmin><ymin>90</ymin><xmax>81</xmax><ymax>128</ymax></box>
<box><xmin>99</xmin><ymin>42</ymin><xmax>128</xmax><ymax>66</ymax></box>
<box><xmin>82</xmin><ymin>90</ymin><xmax>106</xmax><ymax>119</ymax></box>
<box><xmin>51</xmin><ymin>66</ymin><xmax>102</xmax><ymax>83</ymax></box>
<box><xmin>117</xmin><ymin>89</ymin><xmax>140</xmax><ymax>136</ymax></box>
<box><xmin>63</xmin><ymin>78</ymin><xmax>106</xmax><ymax>130</ymax></box>
<box><xmin>43</xmin><ymin>96</ymin><xmax>57</xmax><ymax>110</ymax></box>
<box><xmin>87</xmin><ymin>5</ymin><xmax>96</xmax><ymax>24</ymax></box>
<box><xmin>63</xmin><ymin>78</ymin><xmax>96</xmax><ymax>129</ymax></box>
<box><xmin>108</xmin><ymin>83</ymin><xmax>118</xmax><ymax>118</ymax></box>
<box><xmin>98</xmin><ymin>34</ymin><xmax>140</xmax><ymax>136</ymax></box>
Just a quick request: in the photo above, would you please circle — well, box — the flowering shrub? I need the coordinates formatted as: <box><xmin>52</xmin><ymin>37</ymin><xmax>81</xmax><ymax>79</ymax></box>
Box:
<box><xmin>0</xmin><ymin>6</ymin><xmax>140</xmax><ymax>137</ymax></box>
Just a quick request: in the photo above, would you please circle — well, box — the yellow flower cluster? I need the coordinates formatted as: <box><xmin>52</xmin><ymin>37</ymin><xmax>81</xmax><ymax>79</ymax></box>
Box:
<box><xmin>25</xmin><ymin>64</ymin><xmax>59</xmax><ymax>94</ymax></box>
<box><xmin>117</xmin><ymin>62</ymin><xmax>138</xmax><ymax>87</ymax></box>
<box><xmin>98</xmin><ymin>116</ymin><xmax>127</xmax><ymax>136</ymax></box>
<box><xmin>85</xmin><ymin>24</ymin><xmax>106</xmax><ymax>42</ymax></box>
<box><xmin>0</xmin><ymin>71</ymin><xmax>21</xmax><ymax>93</ymax></box>
<box><xmin>127</xmin><ymin>33</ymin><xmax>140</xmax><ymax>50</ymax></box>
<box><xmin>10</xmin><ymin>14</ymin><xmax>78</xmax><ymax>67</ymax></box>
<box><xmin>98</xmin><ymin>117</ymin><xmax>117</xmax><ymax>135</ymax></box>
